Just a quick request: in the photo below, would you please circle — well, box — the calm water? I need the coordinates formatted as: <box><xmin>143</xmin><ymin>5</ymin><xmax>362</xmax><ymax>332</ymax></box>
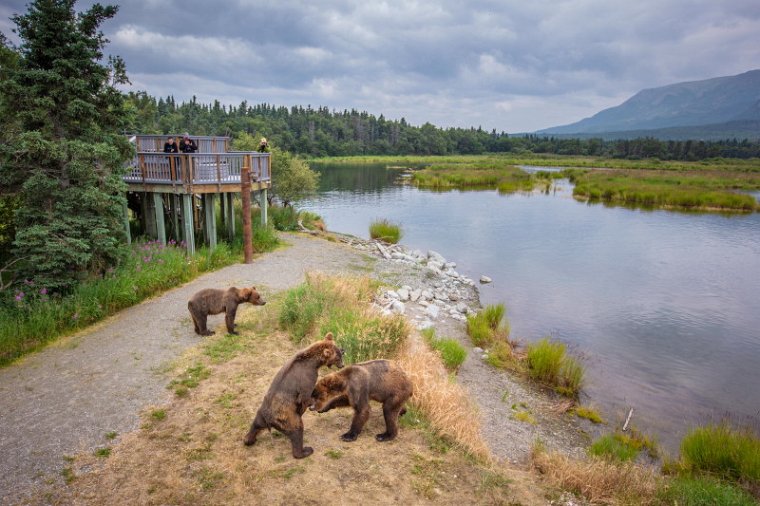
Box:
<box><xmin>302</xmin><ymin>163</ymin><xmax>760</xmax><ymax>451</ymax></box>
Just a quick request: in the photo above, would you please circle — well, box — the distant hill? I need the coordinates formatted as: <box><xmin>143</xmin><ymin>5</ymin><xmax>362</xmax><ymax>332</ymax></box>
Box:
<box><xmin>537</xmin><ymin>70</ymin><xmax>760</xmax><ymax>139</ymax></box>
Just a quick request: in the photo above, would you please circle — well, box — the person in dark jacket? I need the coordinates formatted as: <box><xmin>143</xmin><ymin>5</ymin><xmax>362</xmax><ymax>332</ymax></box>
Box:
<box><xmin>180</xmin><ymin>133</ymin><xmax>198</xmax><ymax>153</ymax></box>
<box><xmin>163</xmin><ymin>136</ymin><xmax>178</xmax><ymax>153</ymax></box>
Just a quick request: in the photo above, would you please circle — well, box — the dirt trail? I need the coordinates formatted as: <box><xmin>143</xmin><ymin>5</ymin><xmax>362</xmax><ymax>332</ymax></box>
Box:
<box><xmin>0</xmin><ymin>232</ymin><xmax>588</xmax><ymax>505</ymax></box>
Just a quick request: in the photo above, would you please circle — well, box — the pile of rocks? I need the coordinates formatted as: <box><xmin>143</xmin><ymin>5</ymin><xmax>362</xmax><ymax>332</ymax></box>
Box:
<box><xmin>340</xmin><ymin>235</ymin><xmax>488</xmax><ymax>329</ymax></box>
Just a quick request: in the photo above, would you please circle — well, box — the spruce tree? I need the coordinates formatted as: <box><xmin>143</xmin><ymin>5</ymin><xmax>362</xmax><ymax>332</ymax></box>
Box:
<box><xmin>0</xmin><ymin>0</ymin><xmax>132</xmax><ymax>293</ymax></box>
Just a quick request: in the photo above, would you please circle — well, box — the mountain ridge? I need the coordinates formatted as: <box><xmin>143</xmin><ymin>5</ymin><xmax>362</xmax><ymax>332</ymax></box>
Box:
<box><xmin>537</xmin><ymin>70</ymin><xmax>760</xmax><ymax>137</ymax></box>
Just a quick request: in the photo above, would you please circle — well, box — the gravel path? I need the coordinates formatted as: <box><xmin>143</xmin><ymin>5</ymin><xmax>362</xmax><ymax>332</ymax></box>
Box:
<box><xmin>0</xmin><ymin>232</ymin><xmax>588</xmax><ymax>505</ymax></box>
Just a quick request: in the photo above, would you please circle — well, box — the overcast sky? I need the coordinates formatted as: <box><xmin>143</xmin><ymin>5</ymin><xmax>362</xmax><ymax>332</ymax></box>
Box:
<box><xmin>1</xmin><ymin>0</ymin><xmax>759</xmax><ymax>132</ymax></box>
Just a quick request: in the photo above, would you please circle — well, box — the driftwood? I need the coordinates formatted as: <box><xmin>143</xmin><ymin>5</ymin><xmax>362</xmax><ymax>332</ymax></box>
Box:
<box><xmin>622</xmin><ymin>408</ymin><xmax>634</xmax><ymax>431</ymax></box>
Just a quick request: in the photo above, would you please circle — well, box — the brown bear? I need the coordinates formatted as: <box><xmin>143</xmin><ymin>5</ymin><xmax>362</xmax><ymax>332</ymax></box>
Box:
<box><xmin>243</xmin><ymin>332</ymin><xmax>344</xmax><ymax>458</ymax></box>
<box><xmin>187</xmin><ymin>286</ymin><xmax>266</xmax><ymax>336</ymax></box>
<box><xmin>309</xmin><ymin>359</ymin><xmax>412</xmax><ymax>442</ymax></box>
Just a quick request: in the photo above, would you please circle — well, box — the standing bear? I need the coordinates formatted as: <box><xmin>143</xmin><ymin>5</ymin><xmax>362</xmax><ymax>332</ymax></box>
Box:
<box><xmin>243</xmin><ymin>332</ymin><xmax>344</xmax><ymax>459</ymax></box>
<box><xmin>310</xmin><ymin>359</ymin><xmax>413</xmax><ymax>442</ymax></box>
<box><xmin>187</xmin><ymin>286</ymin><xmax>266</xmax><ymax>336</ymax></box>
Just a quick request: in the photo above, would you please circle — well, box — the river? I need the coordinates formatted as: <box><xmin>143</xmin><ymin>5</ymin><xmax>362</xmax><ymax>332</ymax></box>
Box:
<box><xmin>301</xmin><ymin>162</ymin><xmax>760</xmax><ymax>452</ymax></box>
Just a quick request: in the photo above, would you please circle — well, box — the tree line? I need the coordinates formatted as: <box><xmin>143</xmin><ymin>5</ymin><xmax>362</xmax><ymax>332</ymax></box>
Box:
<box><xmin>124</xmin><ymin>92</ymin><xmax>760</xmax><ymax>160</ymax></box>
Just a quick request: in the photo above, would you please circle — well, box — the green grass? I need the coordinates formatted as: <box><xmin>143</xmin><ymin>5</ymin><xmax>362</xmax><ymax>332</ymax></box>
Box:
<box><xmin>94</xmin><ymin>447</ymin><xmax>112</xmax><ymax>458</ymax></box>
<box><xmin>679</xmin><ymin>424</ymin><xmax>760</xmax><ymax>484</ymax></box>
<box><xmin>484</xmin><ymin>340</ymin><xmax>519</xmax><ymax>370</ymax></box>
<box><xmin>369</xmin><ymin>219</ymin><xmax>403</xmax><ymax>244</ymax></box>
<box><xmin>150</xmin><ymin>409</ymin><xmax>167</xmax><ymax>421</ymax></box>
<box><xmin>278</xmin><ymin>274</ymin><xmax>407</xmax><ymax>363</ymax></box>
<box><xmin>466</xmin><ymin>304</ymin><xmax>509</xmax><ymax>348</ymax></box>
<box><xmin>658</xmin><ymin>476</ymin><xmax>757</xmax><ymax>506</ymax></box>
<box><xmin>0</xmin><ymin>229</ymin><xmax>280</xmax><ymax>367</ymax></box>
<box><xmin>589</xmin><ymin>434</ymin><xmax>640</xmax><ymax>463</ymax></box>
<box><xmin>526</xmin><ymin>338</ymin><xmax>585</xmax><ymax>397</ymax></box>
<box><xmin>573</xmin><ymin>406</ymin><xmax>604</xmax><ymax>424</ymax></box>
<box><xmin>410</xmin><ymin>161</ymin><xmax>537</xmax><ymax>193</ymax></box>
<box><xmin>421</xmin><ymin>328</ymin><xmax>467</xmax><ymax>371</ymax></box>
<box><xmin>589</xmin><ymin>430</ymin><xmax>658</xmax><ymax>463</ymax></box>
<box><xmin>571</xmin><ymin>169</ymin><xmax>759</xmax><ymax>212</ymax></box>
<box><xmin>168</xmin><ymin>363</ymin><xmax>211</xmax><ymax>395</ymax></box>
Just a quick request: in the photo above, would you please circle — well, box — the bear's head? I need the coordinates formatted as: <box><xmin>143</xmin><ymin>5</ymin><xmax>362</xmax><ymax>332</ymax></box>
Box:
<box><xmin>240</xmin><ymin>287</ymin><xmax>266</xmax><ymax>306</ymax></box>
<box><xmin>318</xmin><ymin>332</ymin><xmax>344</xmax><ymax>369</ymax></box>
<box><xmin>309</xmin><ymin>373</ymin><xmax>346</xmax><ymax>413</ymax></box>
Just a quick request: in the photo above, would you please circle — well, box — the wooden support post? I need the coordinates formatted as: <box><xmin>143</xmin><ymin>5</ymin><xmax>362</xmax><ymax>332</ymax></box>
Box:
<box><xmin>171</xmin><ymin>194</ymin><xmax>181</xmax><ymax>242</ymax></box>
<box><xmin>123</xmin><ymin>199</ymin><xmax>131</xmax><ymax>245</ymax></box>
<box><xmin>259</xmin><ymin>188</ymin><xmax>268</xmax><ymax>227</ymax></box>
<box><xmin>140</xmin><ymin>191</ymin><xmax>149</xmax><ymax>236</ymax></box>
<box><xmin>219</xmin><ymin>191</ymin><xmax>226</xmax><ymax>228</ymax></box>
<box><xmin>182</xmin><ymin>193</ymin><xmax>195</xmax><ymax>254</ymax></box>
<box><xmin>241</xmin><ymin>155</ymin><xmax>253</xmax><ymax>263</ymax></box>
<box><xmin>225</xmin><ymin>193</ymin><xmax>236</xmax><ymax>241</ymax></box>
<box><xmin>204</xmin><ymin>194</ymin><xmax>217</xmax><ymax>249</ymax></box>
<box><xmin>153</xmin><ymin>193</ymin><xmax>166</xmax><ymax>245</ymax></box>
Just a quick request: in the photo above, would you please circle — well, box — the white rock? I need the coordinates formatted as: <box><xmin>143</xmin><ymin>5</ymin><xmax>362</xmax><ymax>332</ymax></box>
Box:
<box><xmin>434</xmin><ymin>290</ymin><xmax>449</xmax><ymax>301</ymax></box>
<box><xmin>456</xmin><ymin>302</ymin><xmax>468</xmax><ymax>313</ymax></box>
<box><xmin>445</xmin><ymin>262</ymin><xmax>457</xmax><ymax>269</ymax></box>
<box><xmin>386</xmin><ymin>290</ymin><xmax>399</xmax><ymax>299</ymax></box>
<box><xmin>397</xmin><ymin>288</ymin><xmax>410</xmax><ymax>301</ymax></box>
<box><xmin>391</xmin><ymin>301</ymin><xmax>406</xmax><ymax>314</ymax></box>
<box><xmin>480</xmin><ymin>275</ymin><xmax>492</xmax><ymax>284</ymax></box>
<box><xmin>426</xmin><ymin>266</ymin><xmax>442</xmax><ymax>277</ymax></box>
<box><xmin>401</xmin><ymin>285</ymin><xmax>413</xmax><ymax>292</ymax></box>
<box><xmin>391</xmin><ymin>252</ymin><xmax>406</xmax><ymax>260</ymax></box>
<box><xmin>428</xmin><ymin>250</ymin><xmax>447</xmax><ymax>264</ymax></box>
<box><xmin>418</xmin><ymin>300</ymin><xmax>430</xmax><ymax>307</ymax></box>
<box><xmin>425</xmin><ymin>305</ymin><xmax>440</xmax><ymax>319</ymax></box>
<box><xmin>409</xmin><ymin>289</ymin><xmax>421</xmax><ymax>302</ymax></box>
<box><xmin>427</xmin><ymin>260</ymin><xmax>444</xmax><ymax>271</ymax></box>
<box><xmin>473</xmin><ymin>347</ymin><xmax>483</xmax><ymax>353</ymax></box>
<box><xmin>421</xmin><ymin>290</ymin><xmax>433</xmax><ymax>301</ymax></box>
<box><xmin>448</xmin><ymin>292</ymin><xmax>460</xmax><ymax>302</ymax></box>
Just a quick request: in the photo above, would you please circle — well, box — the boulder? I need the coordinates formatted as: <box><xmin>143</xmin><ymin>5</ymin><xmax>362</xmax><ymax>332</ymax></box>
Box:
<box><xmin>425</xmin><ymin>305</ymin><xmax>440</xmax><ymax>319</ymax></box>
<box><xmin>397</xmin><ymin>288</ymin><xmax>410</xmax><ymax>301</ymax></box>
<box><xmin>428</xmin><ymin>250</ymin><xmax>447</xmax><ymax>264</ymax></box>
<box><xmin>480</xmin><ymin>275</ymin><xmax>492</xmax><ymax>284</ymax></box>
<box><xmin>409</xmin><ymin>289</ymin><xmax>421</xmax><ymax>302</ymax></box>
<box><xmin>391</xmin><ymin>301</ymin><xmax>406</xmax><ymax>314</ymax></box>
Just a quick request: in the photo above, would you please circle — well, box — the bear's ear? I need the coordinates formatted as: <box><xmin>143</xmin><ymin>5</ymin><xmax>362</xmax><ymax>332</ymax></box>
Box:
<box><xmin>324</xmin><ymin>332</ymin><xmax>334</xmax><ymax>341</ymax></box>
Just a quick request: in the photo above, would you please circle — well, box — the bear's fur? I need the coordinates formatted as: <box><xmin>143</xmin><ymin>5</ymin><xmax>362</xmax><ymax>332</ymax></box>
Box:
<box><xmin>243</xmin><ymin>332</ymin><xmax>344</xmax><ymax>458</ymax></box>
<box><xmin>187</xmin><ymin>286</ymin><xmax>265</xmax><ymax>336</ymax></box>
<box><xmin>310</xmin><ymin>359</ymin><xmax>412</xmax><ymax>442</ymax></box>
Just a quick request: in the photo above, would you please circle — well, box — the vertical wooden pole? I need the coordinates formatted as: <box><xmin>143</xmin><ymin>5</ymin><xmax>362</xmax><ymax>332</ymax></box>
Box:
<box><xmin>226</xmin><ymin>193</ymin><xmax>236</xmax><ymax>241</ymax></box>
<box><xmin>182</xmin><ymin>194</ymin><xmax>195</xmax><ymax>254</ymax></box>
<box><xmin>241</xmin><ymin>154</ymin><xmax>253</xmax><ymax>263</ymax></box>
<box><xmin>153</xmin><ymin>193</ymin><xmax>166</xmax><ymax>245</ymax></box>
<box><xmin>259</xmin><ymin>189</ymin><xmax>268</xmax><ymax>227</ymax></box>
<box><xmin>204</xmin><ymin>194</ymin><xmax>217</xmax><ymax>249</ymax></box>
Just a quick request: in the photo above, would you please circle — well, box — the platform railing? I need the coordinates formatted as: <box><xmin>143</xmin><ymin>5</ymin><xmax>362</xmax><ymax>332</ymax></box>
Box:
<box><xmin>124</xmin><ymin>152</ymin><xmax>271</xmax><ymax>186</ymax></box>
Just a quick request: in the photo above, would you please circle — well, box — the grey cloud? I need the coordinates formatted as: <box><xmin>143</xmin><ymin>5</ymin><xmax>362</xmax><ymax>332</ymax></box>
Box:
<box><xmin>1</xmin><ymin>0</ymin><xmax>758</xmax><ymax>131</ymax></box>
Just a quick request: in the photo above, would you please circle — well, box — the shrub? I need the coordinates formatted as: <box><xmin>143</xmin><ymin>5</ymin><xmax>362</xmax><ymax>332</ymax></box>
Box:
<box><xmin>484</xmin><ymin>339</ymin><xmax>517</xmax><ymax>370</ymax></box>
<box><xmin>369</xmin><ymin>219</ymin><xmax>403</xmax><ymax>244</ymax></box>
<box><xmin>680</xmin><ymin>424</ymin><xmax>760</xmax><ymax>484</ymax></box>
<box><xmin>482</xmin><ymin>304</ymin><xmax>505</xmax><ymax>330</ymax></box>
<box><xmin>269</xmin><ymin>205</ymin><xmax>300</xmax><ymax>231</ymax></box>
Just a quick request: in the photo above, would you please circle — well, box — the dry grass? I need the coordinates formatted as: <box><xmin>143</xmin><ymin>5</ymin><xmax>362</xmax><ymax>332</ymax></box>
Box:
<box><xmin>532</xmin><ymin>447</ymin><xmax>662</xmax><ymax>505</ymax></box>
<box><xmin>398</xmin><ymin>336</ymin><xmax>492</xmax><ymax>462</ymax></box>
<box><xmin>30</xmin><ymin>275</ymin><xmax>549</xmax><ymax>505</ymax></box>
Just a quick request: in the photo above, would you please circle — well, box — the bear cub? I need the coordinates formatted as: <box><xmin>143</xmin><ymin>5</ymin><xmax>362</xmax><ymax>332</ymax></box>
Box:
<box><xmin>243</xmin><ymin>332</ymin><xmax>344</xmax><ymax>459</ymax></box>
<box><xmin>310</xmin><ymin>359</ymin><xmax>412</xmax><ymax>442</ymax></box>
<box><xmin>187</xmin><ymin>286</ymin><xmax>265</xmax><ymax>336</ymax></box>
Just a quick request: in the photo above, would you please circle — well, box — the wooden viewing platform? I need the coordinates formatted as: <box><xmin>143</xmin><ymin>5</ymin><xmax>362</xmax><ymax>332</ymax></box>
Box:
<box><xmin>123</xmin><ymin>134</ymin><xmax>272</xmax><ymax>254</ymax></box>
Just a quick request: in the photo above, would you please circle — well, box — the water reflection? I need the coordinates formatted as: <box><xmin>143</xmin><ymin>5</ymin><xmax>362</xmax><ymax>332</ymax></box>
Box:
<box><xmin>302</xmin><ymin>163</ymin><xmax>760</xmax><ymax>451</ymax></box>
